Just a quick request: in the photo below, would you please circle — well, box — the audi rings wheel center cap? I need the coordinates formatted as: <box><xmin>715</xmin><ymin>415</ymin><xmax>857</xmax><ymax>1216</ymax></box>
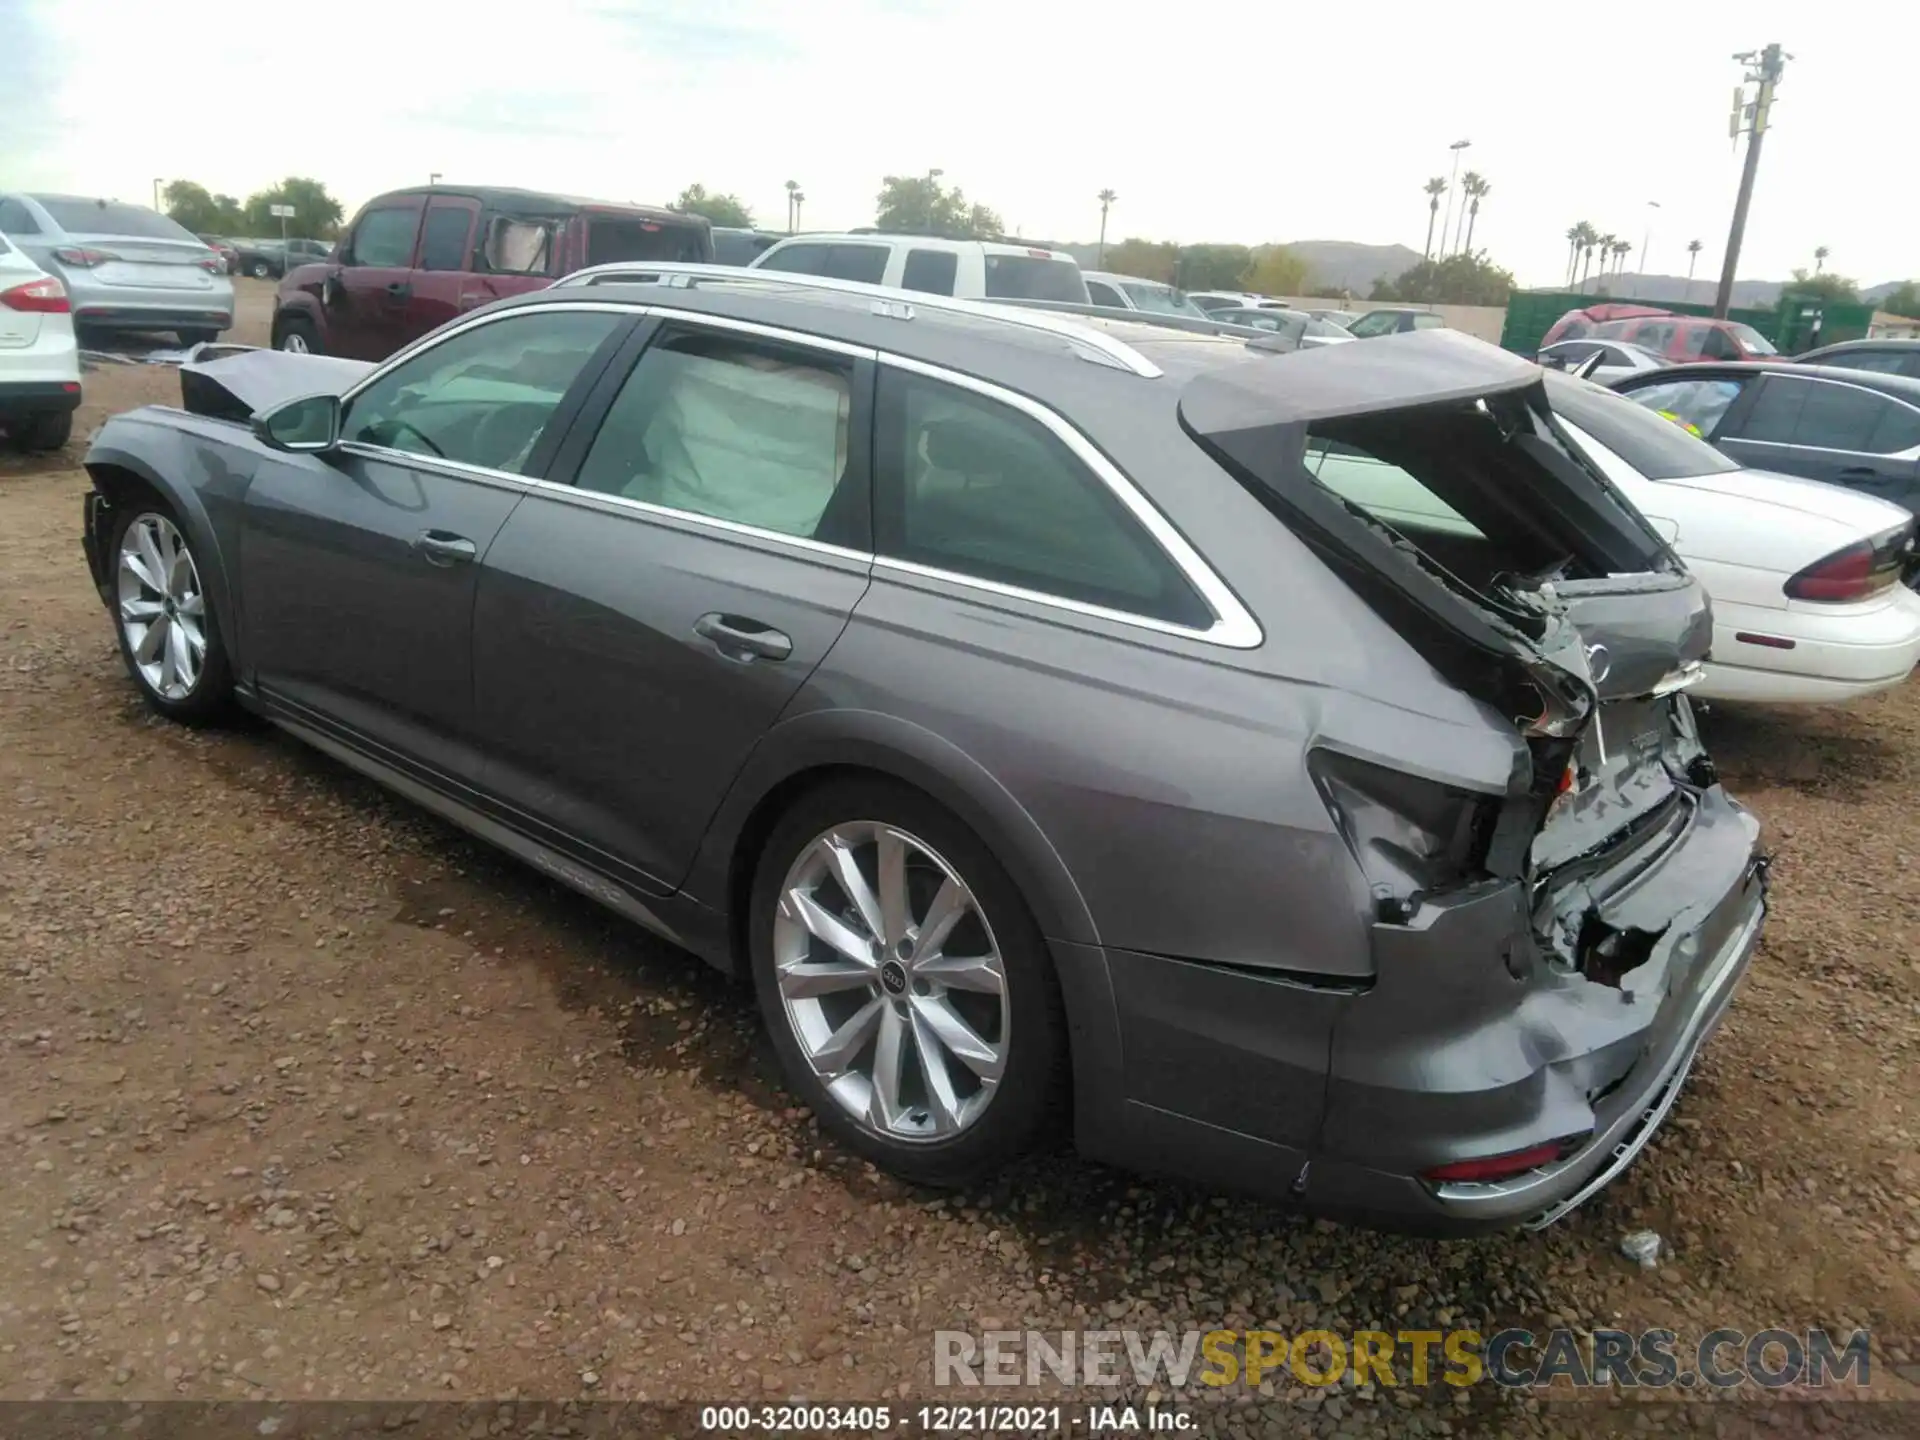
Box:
<box><xmin>880</xmin><ymin>960</ymin><xmax>909</xmax><ymax>995</ymax></box>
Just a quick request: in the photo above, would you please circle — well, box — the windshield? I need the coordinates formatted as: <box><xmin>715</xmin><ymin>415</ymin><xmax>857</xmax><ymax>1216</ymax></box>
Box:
<box><xmin>1543</xmin><ymin>373</ymin><xmax>1740</xmax><ymax>479</ymax></box>
<box><xmin>1727</xmin><ymin>322</ymin><xmax>1777</xmax><ymax>356</ymax></box>
<box><xmin>983</xmin><ymin>254</ymin><xmax>1089</xmax><ymax>303</ymax></box>
<box><xmin>1302</xmin><ymin>317</ymin><xmax>1352</xmax><ymax>339</ymax></box>
<box><xmin>1118</xmin><ymin>281</ymin><xmax>1209</xmax><ymax>318</ymax></box>
<box><xmin>37</xmin><ymin>198</ymin><xmax>198</xmax><ymax>242</ymax></box>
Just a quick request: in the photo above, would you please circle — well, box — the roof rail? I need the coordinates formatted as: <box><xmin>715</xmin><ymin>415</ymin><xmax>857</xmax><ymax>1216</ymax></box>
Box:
<box><xmin>551</xmin><ymin>262</ymin><xmax>1164</xmax><ymax>378</ymax></box>
<box><xmin>988</xmin><ymin>297</ymin><xmax>1274</xmax><ymax>340</ymax></box>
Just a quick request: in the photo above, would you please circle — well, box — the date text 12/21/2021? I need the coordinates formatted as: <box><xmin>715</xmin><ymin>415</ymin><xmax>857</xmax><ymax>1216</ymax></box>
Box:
<box><xmin>697</xmin><ymin>1403</ymin><xmax>1196</xmax><ymax>1433</ymax></box>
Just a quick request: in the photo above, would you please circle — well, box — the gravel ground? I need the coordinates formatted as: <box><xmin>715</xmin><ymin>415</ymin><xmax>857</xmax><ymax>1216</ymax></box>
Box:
<box><xmin>2</xmin><ymin>311</ymin><xmax>1919</xmax><ymax>1435</ymax></box>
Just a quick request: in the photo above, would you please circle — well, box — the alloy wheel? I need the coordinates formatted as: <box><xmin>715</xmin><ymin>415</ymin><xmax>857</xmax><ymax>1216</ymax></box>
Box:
<box><xmin>772</xmin><ymin>822</ymin><xmax>1010</xmax><ymax>1142</ymax></box>
<box><xmin>116</xmin><ymin>513</ymin><xmax>207</xmax><ymax>701</ymax></box>
<box><xmin>280</xmin><ymin>330</ymin><xmax>309</xmax><ymax>353</ymax></box>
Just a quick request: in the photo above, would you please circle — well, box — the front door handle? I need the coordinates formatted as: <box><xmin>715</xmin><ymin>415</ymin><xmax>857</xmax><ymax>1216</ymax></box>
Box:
<box><xmin>1836</xmin><ymin>466</ymin><xmax>1881</xmax><ymax>483</ymax></box>
<box><xmin>693</xmin><ymin>612</ymin><xmax>792</xmax><ymax>663</ymax></box>
<box><xmin>412</xmin><ymin>530</ymin><xmax>476</xmax><ymax>566</ymax></box>
<box><xmin>386</xmin><ymin>280</ymin><xmax>413</xmax><ymax>301</ymax></box>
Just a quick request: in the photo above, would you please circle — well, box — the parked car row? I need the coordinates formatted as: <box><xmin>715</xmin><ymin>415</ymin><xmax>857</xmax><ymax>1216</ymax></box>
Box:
<box><xmin>79</xmin><ymin>271</ymin><xmax>1769</xmax><ymax>1234</ymax></box>
<box><xmin>0</xmin><ymin>228</ymin><xmax>81</xmax><ymax>451</ymax></box>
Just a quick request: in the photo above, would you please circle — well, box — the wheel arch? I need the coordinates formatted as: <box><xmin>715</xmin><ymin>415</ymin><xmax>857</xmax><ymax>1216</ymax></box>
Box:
<box><xmin>84</xmin><ymin>448</ymin><xmax>242</xmax><ymax>673</ymax></box>
<box><xmin>270</xmin><ymin>296</ymin><xmax>324</xmax><ymax>349</ymax></box>
<box><xmin>691</xmin><ymin>708</ymin><xmax>1101</xmax><ymax>974</ymax></box>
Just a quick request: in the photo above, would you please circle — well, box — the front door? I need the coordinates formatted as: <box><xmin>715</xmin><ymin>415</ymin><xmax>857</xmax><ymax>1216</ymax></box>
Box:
<box><xmin>320</xmin><ymin>198</ymin><xmax>425</xmax><ymax>361</ymax></box>
<box><xmin>472</xmin><ymin>318</ymin><xmax>876</xmax><ymax>893</ymax></box>
<box><xmin>240</xmin><ymin>305</ymin><xmax>633</xmax><ymax>782</ymax></box>
<box><xmin>1717</xmin><ymin>372</ymin><xmax>1920</xmax><ymax>508</ymax></box>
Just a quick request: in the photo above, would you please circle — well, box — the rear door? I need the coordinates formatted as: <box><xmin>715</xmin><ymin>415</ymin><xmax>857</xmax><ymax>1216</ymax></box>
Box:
<box><xmin>470</xmin><ymin>316</ymin><xmax>875</xmax><ymax>893</ymax></box>
<box><xmin>1717</xmin><ymin>372</ymin><xmax>1920</xmax><ymax>508</ymax></box>
<box><xmin>321</xmin><ymin>198</ymin><xmax>425</xmax><ymax>360</ymax></box>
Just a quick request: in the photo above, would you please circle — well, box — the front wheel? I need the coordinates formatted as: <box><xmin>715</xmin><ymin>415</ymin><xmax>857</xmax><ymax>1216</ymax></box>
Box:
<box><xmin>749</xmin><ymin>779</ymin><xmax>1066</xmax><ymax>1187</ymax></box>
<box><xmin>108</xmin><ymin>501</ymin><xmax>235</xmax><ymax>726</ymax></box>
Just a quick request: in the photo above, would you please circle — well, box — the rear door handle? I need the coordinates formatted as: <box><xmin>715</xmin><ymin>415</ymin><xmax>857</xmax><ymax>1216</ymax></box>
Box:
<box><xmin>412</xmin><ymin>530</ymin><xmax>476</xmax><ymax>566</ymax></box>
<box><xmin>693</xmin><ymin>612</ymin><xmax>792</xmax><ymax>663</ymax></box>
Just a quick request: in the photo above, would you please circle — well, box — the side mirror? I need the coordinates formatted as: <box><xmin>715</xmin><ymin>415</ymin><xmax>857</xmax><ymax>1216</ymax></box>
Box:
<box><xmin>252</xmin><ymin>393</ymin><xmax>341</xmax><ymax>454</ymax></box>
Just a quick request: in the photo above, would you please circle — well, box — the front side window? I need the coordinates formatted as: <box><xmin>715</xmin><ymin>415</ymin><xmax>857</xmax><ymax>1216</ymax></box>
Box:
<box><xmin>573</xmin><ymin>328</ymin><xmax>856</xmax><ymax>543</ymax></box>
<box><xmin>342</xmin><ymin>310</ymin><xmax>622</xmax><ymax>472</ymax></box>
<box><xmin>875</xmin><ymin>368</ymin><xmax>1209</xmax><ymax>627</ymax></box>
<box><xmin>1412</xmin><ymin>313</ymin><xmax>1444</xmax><ymax>330</ymax></box>
<box><xmin>1619</xmin><ymin>376</ymin><xmax>1747</xmax><ymax>439</ymax></box>
<box><xmin>345</xmin><ymin>207</ymin><xmax>420</xmax><ymax>268</ymax></box>
<box><xmin>1697</xmin><ymin>327</ymin><xmax>1742</xmax><ymax>361</ymax></box>
<box><xmin>1726</xmin><ymin>322</ymin><xmax>1776</xmax><ymax>356</ymax></box>
<box><xmin>901</xmin><ymin>248</ymin><xmax>960</xmax><ymax>294</ymax></box>
<box><xmin>756</xmin><ymin>242</ymin><xmax>830</xmax><ymax>275</ymax></box>
<box><xmin>1734</xmin><ymin>375</ymin><xmax>1889</xmax><ymax>449</ymax></box>
<box><xmin>1345</xmin><ymin>311</ymin><xmax>1400</xmax><ymax>338</ymax></box>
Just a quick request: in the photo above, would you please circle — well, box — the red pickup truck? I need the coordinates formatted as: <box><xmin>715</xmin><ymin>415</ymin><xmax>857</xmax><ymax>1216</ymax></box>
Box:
<box><xmin>270</xmin><ymin>184</ymin><xmax>712</xmax><ymax>360</ymax></box>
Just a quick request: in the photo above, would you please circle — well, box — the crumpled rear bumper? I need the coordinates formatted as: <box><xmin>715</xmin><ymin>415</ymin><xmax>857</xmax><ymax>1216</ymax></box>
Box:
<box><xmin>1304</xmin><ymin>785</ymin><xmax>1766</xmax><ymax>1235</ymax></box>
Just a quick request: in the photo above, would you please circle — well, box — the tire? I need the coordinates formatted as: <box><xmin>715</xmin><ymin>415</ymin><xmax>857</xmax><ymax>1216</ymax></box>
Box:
<box><xmin>106</xmin><ymin>499</ymin><xmax>236</xmax><ymax>727</ymax></box>
<box><xmin>749</xmin><ymin>778</ymin><xmax>1066</xmax><ymax>1187</ymax></box>
<box><xmin>248</xmin><ymin>259</ymin><xmax>272</xmax><ymax>280</ymax></box>
<box><xmin>15</xmin><ymin>409</ymin><xmax>72</xmax><ymax>452</ymax></box>
<box><xmin>177</xmin><ymin>329</ymin><xmax>219</xmax><ymax>349</ymax></box>
<box><xmin>275</xmin><ymin>316</ymin><xmax>319</xmax><ymax>355</ymax></box>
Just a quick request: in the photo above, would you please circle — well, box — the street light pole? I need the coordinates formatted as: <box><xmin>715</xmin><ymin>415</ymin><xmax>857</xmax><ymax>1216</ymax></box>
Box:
<box><xmin>1096</xmin><ymin>188</ymin><xmax>1116</xmax><ymax>267</ymax></box>
<box><xmin>152</xmin><ymin>177</ymin><xmax>164</xmax><ymax>213</ymax></box>
<box><xmin>1638</xmin><ymin>200</ymin><xmax>1660</xmax><ymax>294</ymax></box>
<box><xmin>1713</xmin><ymin>43</ymin><xmax>1788</xmax><ymax>319</ymax></box>
<box><xmin>1438</xmin><ymin>140</ymin><xmax>1469</xmax><ymax>259</ymax></box>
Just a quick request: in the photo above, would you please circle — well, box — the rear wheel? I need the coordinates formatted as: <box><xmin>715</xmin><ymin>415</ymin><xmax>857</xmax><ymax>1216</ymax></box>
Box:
<box><xmin>108</xmin><ymin>501</ymin><xmax>235</xmax><ymax>726</ymax></box>
<box><xmin>14</xmin><ymin>409</ymin><xmax>72</xmax><ymax>452</ymax></box>
<box><xmin>248</xmin><ymin>259</ymin><xmax>273</xmax><ymax>279</ymax></box>
<box><xmin>749</xmin><ymin>779</ymin><xmax>1065</xmax><ymax>1187</ymax></box>
<box><xmin>275</xmin><ymin>316</ymin><xmax>319</xmax><ymax>354</ymax></box>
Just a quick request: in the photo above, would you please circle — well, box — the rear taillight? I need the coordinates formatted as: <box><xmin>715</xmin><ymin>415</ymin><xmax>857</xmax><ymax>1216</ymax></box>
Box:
<box><xmin>52</xmin><ymin>246</ymin><xmax>118</xmax><ymax>268</ymax></box>
<box><xmin>1307</xmin><ymin>749</ymin><xmax>1500</xmax><ymax>921</ymax></box>
<box><xmin>1424</xmin><ymin>1139</ymin><xmax>1579</xmax><ymax>1184</ymax></box>
<box><xmin>1786</xmin><ymin>524</ymin><xmax>1912</xmax><ymax>602</ymax></box>
<box><xmin>0</xmin><ymin>276</ymin><xmax>70</xmax><ymax>313</ymax></box>
<box><xmin>195</xmin><ymin>252</ymin><xmax>226</xmax><ymax>273</ymax></box>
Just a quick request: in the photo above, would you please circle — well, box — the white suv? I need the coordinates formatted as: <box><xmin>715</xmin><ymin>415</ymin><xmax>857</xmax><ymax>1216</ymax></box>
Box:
<box><xmin>0</xmin><ymin>232</ymin><xmax>81</xmax><ymax>452</ymax></box>
<box><xmin>749</xmin><ymin>233</ymin><xmax>1089</xmax><ymax>303</ymax></box>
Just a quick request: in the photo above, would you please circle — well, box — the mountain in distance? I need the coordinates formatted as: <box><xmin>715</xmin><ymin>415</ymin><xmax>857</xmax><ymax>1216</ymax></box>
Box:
<box><xmin>1534</xmin><ymin>273</ymin><xmax>1917</xmax><ymax>309</ymax></box>
<box><xmin>1281</xmin><ymin>240</ymin><xmax>1424</xmax><ymax>293</ymax></box>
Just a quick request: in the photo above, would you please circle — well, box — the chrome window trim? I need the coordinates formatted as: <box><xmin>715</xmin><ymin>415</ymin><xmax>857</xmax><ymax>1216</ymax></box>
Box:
<box><xmin>873</xmin><ymin>352</ymin><xmax>1264</xmax><ymax>650</ymax></box>
<box><xmin>516</xmin><ymin>476</ymin><xmax>875</xmax><ymax>566</ymax></box>
<box><xmin>335</xmin><ymin>441</ymin><xmax>534</xmax><ymax>493</ymax></box>
<box><xmin>628</xmin><ymin>304</ymin><xmax>879</xmax><ymax>361</ymax></box>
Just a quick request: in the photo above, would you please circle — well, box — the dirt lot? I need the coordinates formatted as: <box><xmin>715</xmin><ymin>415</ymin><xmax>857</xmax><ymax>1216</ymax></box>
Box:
<box><xmin>2</xmin><ymin>308</ymin><xmax>1919</xmax><ymax>1435</ymax></box>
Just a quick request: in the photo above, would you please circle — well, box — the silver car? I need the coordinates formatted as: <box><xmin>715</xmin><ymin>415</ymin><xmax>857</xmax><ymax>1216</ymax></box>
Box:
<box><xmin>76</xmin><ymin>266</ymin><xmax>1766</xmax><ymax>1233</ymax></box>
<box><xmin>1536</xmin><ymin>338</ymin><xmax>1666</xmax><ymax>385</ymax></box>
<box><xmin>0</xmin><ymin>193</ymin><xmax>234</xmax><ymax>347</ymax></box>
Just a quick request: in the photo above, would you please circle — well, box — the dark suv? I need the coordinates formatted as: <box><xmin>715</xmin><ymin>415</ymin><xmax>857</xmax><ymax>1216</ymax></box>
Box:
<box><xmin>270</xmin><ymin>185</ymin><xmax>712</xmax><ymax>361</ymax></box>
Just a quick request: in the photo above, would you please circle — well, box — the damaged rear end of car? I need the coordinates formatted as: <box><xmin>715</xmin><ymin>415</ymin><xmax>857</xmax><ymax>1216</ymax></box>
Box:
<box><xmin>1180</xmin><ymin>330</ymin><xmax>1769</xmax><ymax>1232</ymax></box>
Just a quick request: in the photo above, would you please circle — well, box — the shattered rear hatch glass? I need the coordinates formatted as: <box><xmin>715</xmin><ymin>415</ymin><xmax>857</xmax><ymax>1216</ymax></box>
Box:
<box><xmin>1179</xmin><ymin>329</ymin><xmax>1715</xmax><ymax>923</ymax></box>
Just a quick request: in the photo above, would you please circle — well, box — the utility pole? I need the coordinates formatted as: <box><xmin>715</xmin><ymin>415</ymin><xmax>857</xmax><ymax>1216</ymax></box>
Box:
<box><xmin>1713</xmin><ymin>43</ymin><xmax>1787</xmax><ymax>319</ymax></box>
<box><xmin>1438</xmin><ymin>139</ymin><xmax>1469</xmax><ymax>259</ymax></box>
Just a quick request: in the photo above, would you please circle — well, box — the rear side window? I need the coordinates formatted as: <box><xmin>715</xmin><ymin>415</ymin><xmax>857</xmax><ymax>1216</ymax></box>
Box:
<box><xmin>0</xmin><ymin>198</ymin><xmax>42</xmax><ymax>234</ymax></box>
<box><xmin>1412</xmin><ymin>314</ymin><xmax>1444</xmax><ymax>330</ymax></box>
<box><xmin>1084</xmin><ymin>278</ymin><xmax>1124</xmax><ymax>306</ymax></box>
<box><xmin>982</xmin><ymin>254</ymin><xmax>1088</xmax><ymax>302</ymax></box>
<box><xmin>1738</xmin><ymin>375</ymin><xmax>1892</xmax><ymax>450</ymax></box>
<box><xmin>874</xmin><ymin>368</ymin><xmax>1209</xmax><ymax>627</ymax></box>
<box><xmin>901</xmin><ymin>248</ymin><xmax>959</xmax><ymax>294</ymax></box>
<box><xmin>1870</xmin><ymin>401</ymin><xmax>1920</xmax><ymax>454</ymax></box>
<box><xmin>1620</xmin><ymin>376</ymin><xmax>1746</xmax><ymax>438</ymax></box>
<box><xmin>480</xmin><ymin>215</ymin><xmax>556</xmax><ymax>275</ymax></box>
<box><xmin>574</xmin><ymin>329</ymin><xmax>856</xmax><ymax>543</ymax></box>
<box><xmin>417</xmin><ymin>203</ymin><xmax>475</xmax><ymax>272</ymax></box>
<box><xmin>346</xmin><ymin>207</ymin><xmax>420</xmax><ymax>268</ymax></box>
<box><xmin>36</xmin><ymin>198</ymin><xmax>194</xmax><ymax>241</ymax></box>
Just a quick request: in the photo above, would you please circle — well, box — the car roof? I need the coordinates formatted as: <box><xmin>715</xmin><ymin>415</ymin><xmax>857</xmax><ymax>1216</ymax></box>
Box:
<box><xmin>1083</xmin><ymin>270</ymin><xmax>1172</xmax><ymax>288</ymax></box>
<box><xmin>365</xmin><ymin>185</ymin><xmax>694</xmax><ymax>222</ymax></box>
<box><xmin>1799</xmin><ymin>337</ymin><xmax>1920</xmax><ymax>357</ymax></box>
<box><xmin>1615</xmin><ymin>359</ymin><xmax>1920</xmax><ymax>400</ymax></box>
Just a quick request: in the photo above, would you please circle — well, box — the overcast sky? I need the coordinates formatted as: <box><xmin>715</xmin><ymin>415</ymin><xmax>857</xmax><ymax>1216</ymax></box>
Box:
<box><xmin>3</xmin><ymin>0</ymin><xmax>1907</xmax><ymax>288</ymax></box>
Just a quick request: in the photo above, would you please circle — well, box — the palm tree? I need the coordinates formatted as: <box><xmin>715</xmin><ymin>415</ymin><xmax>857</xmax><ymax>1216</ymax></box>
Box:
<box><xmin>1565</xmin><ymin>223</ymin><xmax>1584</xmax><ymax>287</ymax></box>
<box><xmin>1422</xmin><ymin>177</ymin><xmax>1447</xmax><ymax>260</ymax></box>
<box><xmin>1686</xmin><ymin>239</ymin><xmax>1703</xmax><ymax>299</ymax></box>
<box><xmin>784</xmin><ymin>179</ymin><xmax>800</xmax><ymax>233</ymax></box>
<box><xmin>1452</xmin><ymin>171</ymin><xmax>1485</xmax><ymax>256</ymax></box>
<box><xmin>1814</xmin><ymin>245</ymin><xmax>1830</xmax><ymax>274</ymax></box>
<box><xmin>1593</xmin><ymin>233</ymin><xmax>1617</xmax><ymax>290</ymax></box>
<box><xmin>1612</xmin><ymin>239</ymin><xmax>1632</xmax><ymax>280</ymax></box>
<box><xmin>1459</xmin><ymin>173</ymin><xmax>1490</xmax><ymax>256</ymax></box>
<box><xmin>1577</xmin><ymin>222</ymin><xmax>1600</xmax><ymax>291</ymax></box>
<box><xmin>1096</xmin><ymin>189</ymin><xmax>1116</xmax><ymax>267</ymax></box>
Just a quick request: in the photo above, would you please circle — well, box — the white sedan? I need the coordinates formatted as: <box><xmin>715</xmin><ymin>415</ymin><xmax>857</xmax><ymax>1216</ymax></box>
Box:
<box><xmin>0</xmin><ymin>232</ymin><xmax>81</xmax><ymax>451</ymax></box>
<box><xmin>1310</xmin><ymin>372</ymin><xmax>1920</xmax><ymax>705</ymax></box>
